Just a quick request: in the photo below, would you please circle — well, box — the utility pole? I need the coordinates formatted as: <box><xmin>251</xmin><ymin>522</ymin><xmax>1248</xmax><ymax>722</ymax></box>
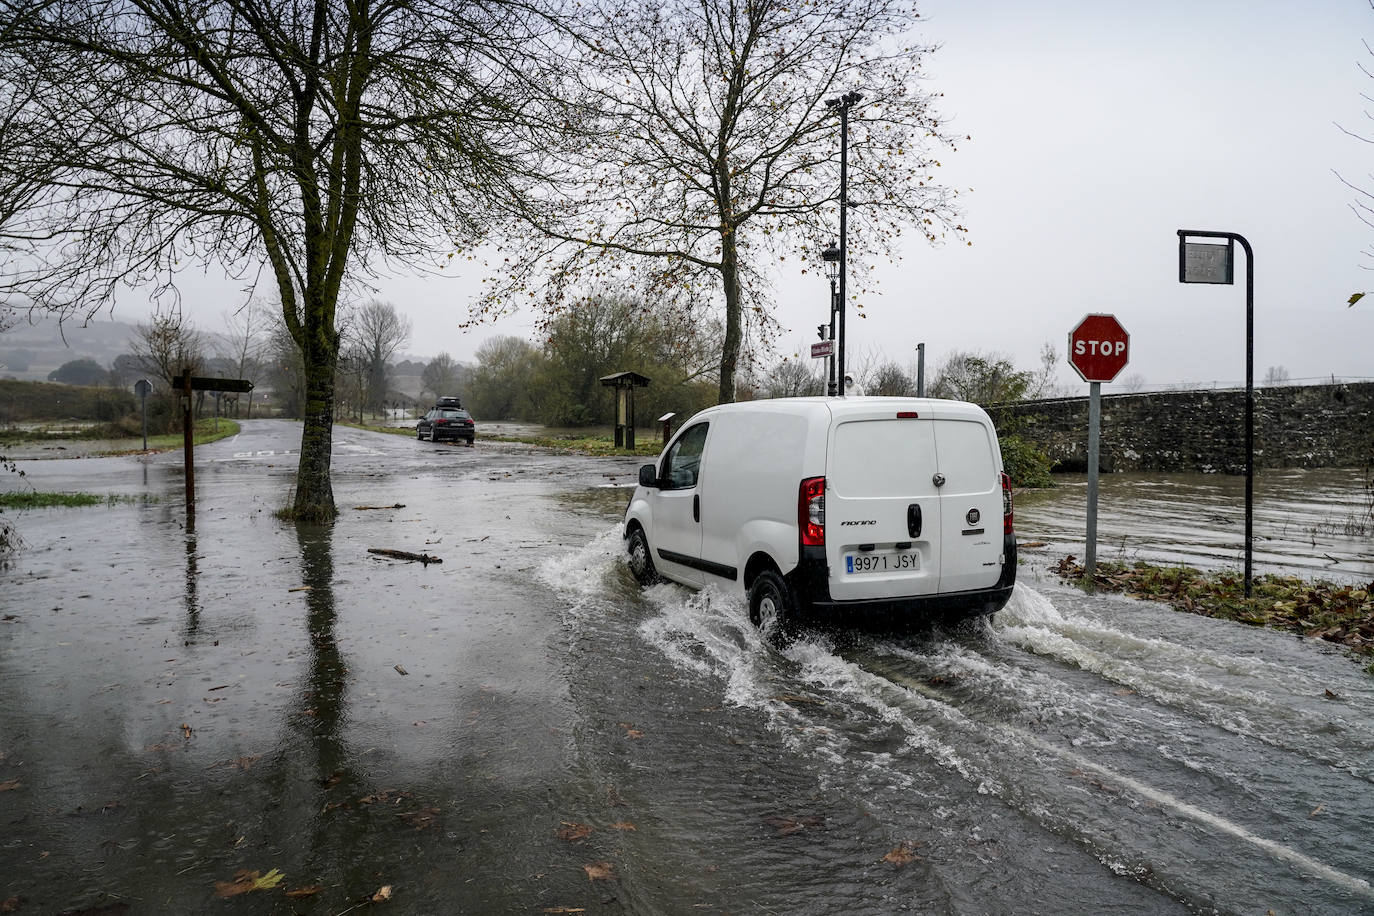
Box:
<box><xmin>826</xmin><ymin>90</ymin><xmax>862</xmax><ymax>396</ymax></box>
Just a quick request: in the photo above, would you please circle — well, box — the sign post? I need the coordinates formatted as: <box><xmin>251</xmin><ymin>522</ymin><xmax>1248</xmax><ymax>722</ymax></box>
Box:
<box><xmin>1068</xmin><ymin>314</ymin><xmax>1130</xmax><ymax>588</ymax></box>
<box><xmin>1177</xmin><ymin>229</ymin><xmax>1255</xmax><ymax>597</ymax></box>
<box><xmin>179</xmin><ymin>373</ymin><xmax>255</xmax><ymax>520</ymax></box>
<box><xmin>133</xmin><ymin>378</ymin><xmax>151</xmax><ymax>451</ymax></box>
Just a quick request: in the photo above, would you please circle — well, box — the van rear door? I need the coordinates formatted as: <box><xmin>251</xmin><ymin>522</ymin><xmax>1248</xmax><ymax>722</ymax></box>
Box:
<box><xmin>826</xmin><ymin>413</ymin><xmax>942</xmax><ymax>601</ymax></box>
<box><xmin>928</xmin><ymin>411</ymin><xmax>1004</xmax><ymax>594</ymax></box>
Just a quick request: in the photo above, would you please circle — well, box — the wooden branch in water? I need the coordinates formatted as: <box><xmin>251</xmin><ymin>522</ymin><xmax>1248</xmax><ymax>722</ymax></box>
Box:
<box><xmin>368</xmin><ymin>548</ymin><xmax>442</xmax><ymax>564</ymax></box>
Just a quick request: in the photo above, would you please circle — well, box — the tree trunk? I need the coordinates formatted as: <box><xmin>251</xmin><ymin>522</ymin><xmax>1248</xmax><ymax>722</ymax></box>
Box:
<box><xmin>717</xmin><ymin>228</ymin><xmax>742</xmax><ymax>404</ymax></box>
<box><xmin>293</xmin><ymin>301</ymin><xmax>339</xmax><ymax>522</ymax></box>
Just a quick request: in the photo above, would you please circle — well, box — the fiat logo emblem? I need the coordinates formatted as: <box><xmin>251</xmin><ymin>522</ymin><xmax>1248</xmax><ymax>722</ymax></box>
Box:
<box><xmin>966</xmin><ymin>508</ymin><xmax>981</xmax><ymax>526</ymax></box>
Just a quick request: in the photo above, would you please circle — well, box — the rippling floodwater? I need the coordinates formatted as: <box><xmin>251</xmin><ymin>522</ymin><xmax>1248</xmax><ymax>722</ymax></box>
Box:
<box><xmin>545</xmin><ymin>514</ymin><xmax>1374</xmax><ymax>915</ymax></box>
<box><xmin>1014</xmin><ymin>468</ymin><xmax>1373</xmax><ymax>583</ymax></box>
<box><xmin>3</xmin><ymin>430</ymin><xmax>1370</xmax><ymax>914</ymax></box>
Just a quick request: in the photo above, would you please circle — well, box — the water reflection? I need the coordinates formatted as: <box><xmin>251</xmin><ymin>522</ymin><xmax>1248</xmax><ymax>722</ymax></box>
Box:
<box><xmin>182</xmin><ymin>526</ymin><xmax>199</xmax><ymax>640</ymax></box>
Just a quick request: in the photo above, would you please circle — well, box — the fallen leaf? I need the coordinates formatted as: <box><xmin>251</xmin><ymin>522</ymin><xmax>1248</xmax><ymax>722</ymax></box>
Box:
<box><xmin>394</xmin><ymin>665</ymin><xmax>409</xmax><ymax>676</ymax></box>
<box><xmin>1310</xmin><ymin>804</ymin><xmax>1325</xmax><ymax>817</ymax></box>
<box><xmin>180</xmin><ymin>723</ymin><xmax>193</xmax><ymax>740</ymax></box>
<box><xmin>371</xmin><ymin>885</ymin><xmax>393</xmax><ymax>902</ymax></box>
<box><xmin>233</xmin><ymin>756</ymin><xmax>260</xmax><ymax>770</ymax></box>
<box><xmin>285</xmin><ymin>886</ymin><xmax>324</xmax><ymax>899</ymax></box>
<box><xmin>609</xmin><ymin>821</ymin><xmax>637</xmax><ymax>831</ymax></box>
<box><xmin>213</xmin><ymin>868</ymin><xmax>286</xmax><ymax>898</ymax></box>
<box><xmin>1</xmin><ymin>896</ymin><xmax>20</xmax><ymax>912</ymax></box>
<box><xmin>883</xmin><ymin>841</ymin><xmax>922</xmax><ymax>866</ymax></box>
<box><xmin>0</xmin><ymin>780</ymin><xmax>20</xmax><ymax>792</ymax></box>
<box><xmin>583</xmin><ymin>862</ymin><xmax>616</xmax><ymax>882</ymax></box>
<box><xmin>556</xmin><ymin>822</ymin><xmax>592</xmax><ymax>842</ymax></box>
<box><xmin>400</xmin><ymin>807</ymin><xmax>440</xmax><ymax>830</ymax></box>
<box><xmin>288</xmin><ymin>586</ymin><xmax>312</xmax><ymax>593</ymax></box>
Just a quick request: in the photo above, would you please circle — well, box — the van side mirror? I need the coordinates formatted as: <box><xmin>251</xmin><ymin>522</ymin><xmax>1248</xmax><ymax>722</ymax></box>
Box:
<box><xmin>638</xmin><ymin>464</ymin><xmax>658</xmax><ymax>488</ymax></box>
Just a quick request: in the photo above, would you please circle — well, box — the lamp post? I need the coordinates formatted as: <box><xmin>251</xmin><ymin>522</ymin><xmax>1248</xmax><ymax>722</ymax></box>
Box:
<box><xmin>825</xmin><ymin>90</ymin><xmax>862</xmax><ymax>396</ymax></box>
<box><xmin>822</xmin><ymin>242</ymin><xmax>841</xmax><ymax>395</ymax></box>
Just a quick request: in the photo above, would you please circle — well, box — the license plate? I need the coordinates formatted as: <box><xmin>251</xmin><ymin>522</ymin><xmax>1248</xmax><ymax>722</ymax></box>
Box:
<box><xmin>845</xmin><ymin>552</ymin><xmax>920</xmax><ymax>574</ymax></box>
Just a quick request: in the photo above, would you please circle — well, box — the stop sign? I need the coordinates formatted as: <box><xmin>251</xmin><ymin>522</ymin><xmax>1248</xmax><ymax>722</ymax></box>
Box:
<box><xmin>1068</xmin><ymin>314</ymin><xmax>1129</xmax><ymax>382</ymax></box>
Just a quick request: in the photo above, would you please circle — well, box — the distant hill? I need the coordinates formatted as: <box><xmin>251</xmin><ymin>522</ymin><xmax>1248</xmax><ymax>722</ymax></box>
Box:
<box><xmin>0</xmin><ymin>313</ymin><xmax>140</xmax><ymax>381</ymax></box>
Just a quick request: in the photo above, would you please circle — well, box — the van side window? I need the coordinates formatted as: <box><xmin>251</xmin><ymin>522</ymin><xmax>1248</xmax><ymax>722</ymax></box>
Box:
<box><xmin>661</xmin><ymin>423</ymin><xmax>709</xmax><ymax>490</ymax></box>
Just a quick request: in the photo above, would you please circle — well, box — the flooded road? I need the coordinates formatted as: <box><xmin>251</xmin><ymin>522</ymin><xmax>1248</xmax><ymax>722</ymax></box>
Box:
<box><xmin>1</xmin><ymin>421</ymin><xmax>1371</xmax><ymax>914</ymax></box>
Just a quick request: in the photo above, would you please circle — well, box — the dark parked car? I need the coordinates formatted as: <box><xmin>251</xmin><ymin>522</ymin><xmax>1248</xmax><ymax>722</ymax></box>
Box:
<box><xmin>417</xmin><ymin>408</ymin><xmax>475</xmax><ymax>445</ymax></box>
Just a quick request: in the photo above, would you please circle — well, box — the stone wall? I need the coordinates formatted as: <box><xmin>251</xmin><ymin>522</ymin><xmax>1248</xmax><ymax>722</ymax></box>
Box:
<box><xmin>987</xmin><ymin>382</ymin><xmax>1374</xmax><ymax>474</ymax></box>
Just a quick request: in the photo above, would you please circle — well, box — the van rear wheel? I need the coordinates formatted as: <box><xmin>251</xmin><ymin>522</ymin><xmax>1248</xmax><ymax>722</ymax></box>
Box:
<box><xmin>748</xmin><ymin>570</ymin><xmax>794</xmax><ymax>635</ymax></box>
<box><xmin>626</xmin><ymin>527</ymin><xmax>659</xmax><ymax>586</ymax></box>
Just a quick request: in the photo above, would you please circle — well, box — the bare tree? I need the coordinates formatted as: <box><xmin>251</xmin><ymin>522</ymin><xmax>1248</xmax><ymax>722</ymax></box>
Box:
<box><xmin>420</xmin><ymin>353</ymin><xmax>463</xmax><ymax>403</ymax></box>
<box><xmin>0</xmin><ymin>0</ymin><xmax>563</xmax><ymax>520</ymax></box>
<box><xmin>130</xmin><ymin>310</ymin><xmax>206</xmax><ymax>391</ymax></box>
<box><xmin>1263</xmin><ymin>365</ymin><xmax>1291</xmax><ymax>386</ymax></box>
<box><xmin>869</xmin><ymin>362</ymin><xmax>915</xmax><ymax>397</ymax></box>
<box><xmin>346</xmin><ymin>301</ymin><xmax>411</xmax><ymax>417</ymax></box>
<box><xmin>219</xmin><ymin>302</ymin><xmax>267</xmax><ymax>416</ymax></box>
<box><xmin>484</xmin><ymin>0</ymin><xmax>963</xmax><ymax>404</ymax></box>
<box><xmin>761</xmin><ymin>359</ymin><xmax>825</xmax><ymax>399</ymax></box>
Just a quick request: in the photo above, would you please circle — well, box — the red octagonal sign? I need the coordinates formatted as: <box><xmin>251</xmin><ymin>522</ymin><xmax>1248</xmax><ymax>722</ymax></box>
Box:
<box><xmin>1068</xmin><ymin>314</ymin><xmax>1129</xmax><ymax>383</ymax></box>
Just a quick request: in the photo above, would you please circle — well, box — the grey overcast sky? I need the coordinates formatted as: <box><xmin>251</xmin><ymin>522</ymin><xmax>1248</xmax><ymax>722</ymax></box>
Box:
<box><xmin>126</xmin><ymin>0</ymin><xmax>1374</xmax><ymax>391</ymax></box>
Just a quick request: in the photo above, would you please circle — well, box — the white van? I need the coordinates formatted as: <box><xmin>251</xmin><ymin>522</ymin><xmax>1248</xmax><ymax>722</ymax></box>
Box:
<box><xmin>622</xmin><ymin>397</ymin><xmax>1016</xmax><ymax>628</ymax></box>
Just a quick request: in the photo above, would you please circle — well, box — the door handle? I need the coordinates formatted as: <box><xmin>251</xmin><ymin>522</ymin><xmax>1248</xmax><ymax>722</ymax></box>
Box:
<box><xmin>693</xmin><ymin>494</ymin><xmax>700</xmax><ymax>523</ymax></box>
<box><xmin>907</xmin><ymin>503</ymin><xmax>922</xmax><ymax>538</ymax></box>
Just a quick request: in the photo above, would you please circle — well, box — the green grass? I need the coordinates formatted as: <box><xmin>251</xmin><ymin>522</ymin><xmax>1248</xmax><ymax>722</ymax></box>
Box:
<box><xmin>0</xmin><ymin>492</ymin><xmax>154</xmax><ymax>509</ymax></box>
<box><xmin>482</xmin><ymin>433</ymin><xmax>662</xmax><ymax>457</ymax></box>
<box><xmin>1055</xmin><ymin>556</ymin><xmax>1374</xmax><ymax>669</ymax></box>
<box><xmin>2</xmin><ymin>418</ymin><xmax>241</xmax><ymax>454</ymax></box>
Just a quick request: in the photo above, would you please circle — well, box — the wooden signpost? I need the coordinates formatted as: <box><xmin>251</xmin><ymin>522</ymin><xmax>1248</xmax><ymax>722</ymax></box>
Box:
<box><xmin>180</xmin><ymin>370</ymin><xmax>254</xmax><ymax>520</ymax></box>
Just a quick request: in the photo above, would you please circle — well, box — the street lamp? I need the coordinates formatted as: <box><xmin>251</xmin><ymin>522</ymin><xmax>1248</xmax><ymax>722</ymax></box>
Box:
<box><xmin>822</xmin><ymin>242</ymin><xmax>841</xmax><ymax>395</ymax></box>
<box><xmin>825</xmin><ymin>90</ymin><xmax>862</xmax><ymax>396</ymax></box>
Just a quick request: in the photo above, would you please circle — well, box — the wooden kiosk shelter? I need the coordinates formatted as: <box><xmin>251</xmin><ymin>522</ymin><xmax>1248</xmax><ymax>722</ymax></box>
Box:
<box><xmin>599</xmin><ymin>371</ymin><xmax>651</xmax><ymax>449</ymax></box>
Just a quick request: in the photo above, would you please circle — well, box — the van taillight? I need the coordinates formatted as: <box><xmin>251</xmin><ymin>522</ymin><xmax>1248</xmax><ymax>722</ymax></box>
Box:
<box><xmin>1001</xmin><ymin>473</ymin><xmax>1014</xmax><ymax>534</ymax></box>
<box><xmin>799</xmin><ymin>476</ymin><xmax>825</xmax><ymax>546</ymax></box>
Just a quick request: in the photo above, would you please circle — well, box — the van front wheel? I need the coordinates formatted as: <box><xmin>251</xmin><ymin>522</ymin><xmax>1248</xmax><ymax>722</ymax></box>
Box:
<box><xmin>627</xmin><ymin>527</ymin><xmax>659</xmax><ymax>586</ymax></box>
<box><xmin>748</xmin><ymin>570</ymin><xmax>794</xmax><ymax>635</ymax></box>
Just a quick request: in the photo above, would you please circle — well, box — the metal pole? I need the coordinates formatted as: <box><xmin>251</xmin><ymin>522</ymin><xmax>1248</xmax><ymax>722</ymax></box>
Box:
<box><xmin>837</xmin><ymin>101</ymin><xmax>849</xmax><ymax>397</ymax></box>
<box><xmin>916</xmin><ymin>343</ymin><xmax>925</xmax><ymax>397</ymax></box>
<box><xmin>827</xmin><ymin>278</ymin><xmax>838</xmax><ymax>396</ymax></box>
<box><xmin>1085</xmin><ymin>381</ymin><xmax>1101</xmax><ymax>590</ymax></box>
<box><xmin>1177</xmin><ymin>229</ymin><xmax>1254</xmax><ymax>597</ymax></box>
<box><xmin>1239</xmin><ymin>234</ymin><xmax>1254</xmax><ymax>598</ymax></box>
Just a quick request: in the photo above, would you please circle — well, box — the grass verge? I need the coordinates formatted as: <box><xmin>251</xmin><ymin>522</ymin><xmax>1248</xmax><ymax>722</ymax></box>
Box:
<box><xmin>482</xmin><ymin>433</ymin><xmax>662</xmax><ymax>458</ymax></box>
<box><xmin>1054</xmin><ymin>556</ymin><xmax>1374</xmax><ymax>671</ymax></box>
<box><xmin>0</xmin><ymin>492</ymin><xmax>154</xmax><ymax>509</ymax></box>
